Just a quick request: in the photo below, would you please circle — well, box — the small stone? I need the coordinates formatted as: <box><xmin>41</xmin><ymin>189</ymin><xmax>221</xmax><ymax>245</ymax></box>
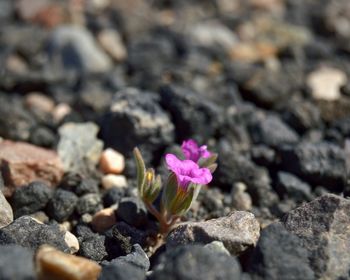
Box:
<box><xmin>91</xmin><ymin>207</ymin><xmax>117</xmax><ymax>233</ymax></box>
<box><xmin>81</xmin><ymin>214</ymin><xmax>93</xmax><ymax>224</ymax></box>
<box><xmin>47</xmin><ymin>189</ymin><xmax>78</xmax><ymax>222</ymax></box>
<box><xmin>99</xmin><ymin>262</ymin><xmax>145</xmax><ymax>280</ymax></box>
<box><xmin>0</xmin><ymin>140</ymin><xmax>64</xmax><ymax>197</ymax></box>
<box><xmin>75</xmin><ymin>178</ymin><xmax>99</xmax><ymax>196</ymax></box>
<box><xmin>25</xmin><ymin>92</ymin><xmax>55</xmax><ymax>115</ymax></box>
<box><xmin>53</xmin><ymin>103</ymin><xmax>72</xmax><ymax>123</ymax></box>
<box><xmin>110</xmin><ymin>244</ymin><xmax>150</xmax><ymax>271</ymax></box>
<box><xmin>74</xmin><ymin>224</ymin><xmax>95</xmax><ymax>240</ymax></box>
<box><xmin>57</xmin><ymin>122</ymin><xmax>103</xmax><ymax>174</ymax></box>
<box><xmin>48</xmin><ymin>25</ymin><xmax>112</xmax><ymax>73</ymax></box>
<box><xmin>12</xmin><ymin>181</ymin><xmax>53</xmax><ymax>218</ymax></box>
<box><xmin>97</xmin><ymin>29</ymin><xmax>127</xmax><ymax>61</ymax></box>
<box><xmin>78</xmin><ymin>233</ymin><xmax>108</xmax><ymax>262</ymax></box>
<box><xmin>201</xmin><ymin>187</ymin><xmax>224</xmax><ymax>213</ymax></box>
<box><xmin>204</xmin><ymin>241</ymin><xmax>231</xmax><ymax>256</ymax></box>
<box><xmin>251</xmin><ymin>145</ymin><xmax>276</xmax><ymax>167</ymax></box>
<box><xmin>0</xmin><ymin>244</ymin><xmax>35</xmax><ymax>280</ymax></box>
<box><xmin>100</xmin><ymin>148</ymin><xmax>125</xmax><ymax>174</ymax></box>
<box><xmin>167</xmin><ymin>211</ymin><xmax>260</xmax><ymax>255</ymax></box>
<box><xmin>231</xmin><ymin>182</ymin><xmax>252</xmax><ymax>211</ymax></box>
<box><xmin>307</xmin><ymin>66</ymin><xmax>347</xmax><ymax>101</ymax></box>
<box><xmin>30</xmin><ymin>126</ymin><xmax>56</xmax><ymax>148</ymax></box>
<box><xmin>5</xmin><ymin>54</ymin><xmax>27</xmax><ymax>74</ymax></box>
<box><xmin>36</xmin><ymin>245</ymin><xmax>101</xmax><ymax>280</ymax></box>
<box><xmin>0</xmin><ymin>216</ymin><xmax>69</xmax><ymax>252</ymax></box>
<box><xmin>151</xmin><ymin>245</ymin><xmax>241</xmax><ymax>280</ymax></box>
<box><xmin>29</xmin><ymin>211</ymin><xmax>49</xmax><ymax>224</ymax></box>
<box><xmin>0</xmin><ymin>190</ymin><xmax>13</xmax><ymax>228</ymax></box>
<box><xmin>103</xmin><ymin>187</ymin><xmax>125</xmax><ymax>207</ymax></box>
<box><xmin>282</xmin><ymin>194</ymin><xmax>350</xmax><ymax>279</ymax></box>
<box><xmin>76</xmin><ymin>194</ymin><xmax>103</xmax><ymax>215</ymax></box>
<box><xmin>276</xmin><ymin>172</ymin><xmax>312</xmax><ymax>202</ymax></box>
<box><xmin>65</xmin><ymin>231</ymin><xmax>80</xmax><ymax>253</ymax></box>
<box><xmin>0</xmin><ymin>95</ymin><xmax>35</xmax><ymax>142</ymax></box>
<box><xmin>101</xmin><ymin>174</ymin><xmax>128</xmax><ymax>189</ymax></box>
<box><xmin>86</xmin><ymin>0</ymin><xmax>111</xmax><ymax>10</ymax></box>
<box><xmin>117</xmin><ymin>197</ymin><xmax>148</xmax><ymax>228</ymax></box>
<box><xmin>59</xmin><ymin>221</ymin><xmax>72</xmax><ymax>232</ymax></box>
<box><xmin>187</xmin><ymin>21</ymin><xmax>237</xmax><ymax>50</ymax></box>
<box><xmin>16</xmin><ymin>0</ymin><xmax>50</xmax><ymax>21</ymax></box>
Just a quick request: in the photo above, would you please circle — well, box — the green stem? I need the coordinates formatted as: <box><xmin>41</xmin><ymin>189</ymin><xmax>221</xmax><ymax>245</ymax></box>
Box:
<box><xmin>144</xmin><ymin>201</ymin><xmax>177</xmax><ymax>236</ymax></box>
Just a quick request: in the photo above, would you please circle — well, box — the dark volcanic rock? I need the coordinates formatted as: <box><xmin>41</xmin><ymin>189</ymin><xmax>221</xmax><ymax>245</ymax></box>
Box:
<box><xmin>78</xmin><ymin>233</ymin><xmax>108</xmax><ymax>262</ymax></box>
<box><xmin>241</xmin><ymin>66</ymin><xmax>302</xmax><ymax>109</ymax></box>
<box><xmin>112</xmin><ymin>222</ymin><xmax>147</xmax><ymax>248</ymax></box>
<box><xmin>117</xmin><ymin>197</ymin><xmax>148</xmax><ymax>228</ymax></box>
<box><xmin>12</xmin><ymin>181</ymin><xmax>53</xmax><ymax>218</ymax></box>
<box><xmin>276</xmin><ymin>172</ymin><xmax>313</xmax><ymax>202</ymax></box>
<box><xmin>249</xmin><ymin>114</ymin><xmax>299</xmax><ymax>148</ymax></box>
<box><xmin>280</xmin><ymin>142</ymin><xmax>346</xmax><ymax>191</ymax></box>
<box><xmin>282</xmin><ymin>194</ymin><xmax>350</xmax><ymax>279</ymax></box>
<box><xmin>103</xmin><ymin>187</ymin><xmax>125</xmax><ymax>207</ymax></box>
<box><xmin>160</xmin><ymin>85</ymin><xmax>223</xmax><ymax>141</ymax></box>
<box><xmin>100</xmin><ymin>88</ymin><xmax>174</xmax><ymax>163</ymax></box>
<box><xmin>99</xmin><ymin>262</ymin><xmax>145</xmax><ymax>280</ymax></box>
<box><xmin>75</xmin><ymin>178</ymin><xmax>99</xmax><ymax>196</ymax></box>
<box><xmin>0</xmin><ymin>216</ymin><xmax>69</xmax><ymax>252</ymax></box>
<box><xmin>108</xmin><ymin>244</ymin><xmax>150</xmax><ymax>271</ymax></box>
<box><xmin>150</xmin><ymin>245</ymin><xmax>241</xmax><ymax>280</ymax></box>
<box><xmin>46</xmin><ymin>189</ymin><xmax>78</xmax><ymax>222</ymax></box>
<box><xmin>247</xmin><ymin>223</ymin><xmax>314</xmax><ymax>280</ymax></box>
<box><xmin>76</xmin><ymin>193</ymin><xmax>103</xmax><ymax>215</ymax></box>
<box><xmin>214</xmin><ymin>149</ymin><xmax>278</xmax><ymax>207</ymax></box>
<box><xmin>0</xmin><ymin>95</ymin><xmax>35</xmax><ymax>142</ymax></box>
<box><xmin>0</xmin><ymin>244</ymin><xmax>35</xmax><ymax>280</ymax></box>
<box><xmin>251</xmin><ymin>145</ymin><xmax>276</xmax><ymax>167</ymax></box>
<box><xmin>282</xmin><ymin>99</ymin><xmax>321</xmax><ymax>133</ymax></box>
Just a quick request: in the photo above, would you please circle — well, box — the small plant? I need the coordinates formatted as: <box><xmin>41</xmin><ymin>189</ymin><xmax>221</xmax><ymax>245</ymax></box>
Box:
<box><xmin>134</xmin><ymin>139</ymin><xmax>217</xmax><ymax>236</ymax></box>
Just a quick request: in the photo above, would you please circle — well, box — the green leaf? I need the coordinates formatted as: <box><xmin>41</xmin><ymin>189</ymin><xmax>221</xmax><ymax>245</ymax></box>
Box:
<box><xmin>133</xmin><ymin>147</ymin><xmax>146</xmax><ymax>194</ymax></box>
<box><xmin>162</xmin><ymin>172</ymin><xmax>178</xmax><ymax>212</ymax></box>
<box><xmin>172</xmin><ymin>184</ymin><xmax>197</xmax><ymax>215</ymax></box>
<box><xmin>150</xmin><ymin>175</ymin><xmax>162</xmax><ymax>203</ymax></box>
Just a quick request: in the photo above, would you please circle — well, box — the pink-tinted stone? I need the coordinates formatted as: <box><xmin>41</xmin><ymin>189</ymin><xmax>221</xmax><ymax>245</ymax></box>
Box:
<box><xmin>0</xmin><ymin>140</ymin><xmax>64</xmax><ymax>197</ymax></box>
<box><xmin>91</xmin><ymin>207</ymin><xmax>116</xmax><ymax>233</ymax></box>
<box><xmin>99</xmin><ymin>148</ymin><xmax>125</xmax><ymax>174</ymax></box>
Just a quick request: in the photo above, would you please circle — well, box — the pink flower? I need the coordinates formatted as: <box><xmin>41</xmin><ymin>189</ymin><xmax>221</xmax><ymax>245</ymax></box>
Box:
<box><xmin>165</xmin><ymin>154</ymin><xmax>212</xmax><ymax>189</ymax></box>
<box><xmin>181</xmin><ymin>139</ymin><xmax>211</xmax><ymax>163</ymax></box>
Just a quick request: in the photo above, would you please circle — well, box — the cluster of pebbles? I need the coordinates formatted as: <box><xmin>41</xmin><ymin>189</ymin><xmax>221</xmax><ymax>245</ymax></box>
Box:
<box><xmin>1</xmin><ymin>0</ymin><xmax>350</xmax><ymax>279</ymax></box>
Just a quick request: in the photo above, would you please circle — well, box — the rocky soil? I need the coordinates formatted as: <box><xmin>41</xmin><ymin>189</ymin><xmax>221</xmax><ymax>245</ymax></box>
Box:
<box><xmin>0</xmin><ymin>0</ymin><xmax>350</xmax><ymax>279</ymax></box>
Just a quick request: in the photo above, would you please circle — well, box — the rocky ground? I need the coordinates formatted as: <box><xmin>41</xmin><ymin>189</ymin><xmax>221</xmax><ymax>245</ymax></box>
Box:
<box><xmin>0</xmin><ymin>0</ymin><xmax>350</xmax><ymax>279</ymax></box>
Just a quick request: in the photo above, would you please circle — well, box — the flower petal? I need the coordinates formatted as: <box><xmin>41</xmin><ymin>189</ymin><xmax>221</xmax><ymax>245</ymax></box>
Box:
<box><xmin>165</xmin><ymin>153</ymin><xmax>182</xmax><ymax>173</ymax></box>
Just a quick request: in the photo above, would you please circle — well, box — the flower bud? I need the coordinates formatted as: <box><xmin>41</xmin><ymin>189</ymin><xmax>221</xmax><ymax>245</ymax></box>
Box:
<box><xmin>143</xmin><ymin>169</ymin><xmax>161</xmax><ymax>203</ymax></box>
<box><xmin>162</xmin><ymin>173</ymin><xmax>200</xmax><ymax>216</ymax></box>
<box><xmin>199</xmin><ymin>153</ymin><xmax>218</xmax><ymax>168</ymax></box>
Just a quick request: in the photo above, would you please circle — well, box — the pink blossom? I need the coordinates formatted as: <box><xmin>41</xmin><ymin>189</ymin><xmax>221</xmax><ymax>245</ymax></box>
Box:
<box><xmin>181</xmin><ymin>139</ymin><xmax>211</xmax><ymax>163</ymax></box>
<box><xmin>165</xmin><ymin>154</ymin><xmax>212</xmax><ymax>189</ymax></box>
